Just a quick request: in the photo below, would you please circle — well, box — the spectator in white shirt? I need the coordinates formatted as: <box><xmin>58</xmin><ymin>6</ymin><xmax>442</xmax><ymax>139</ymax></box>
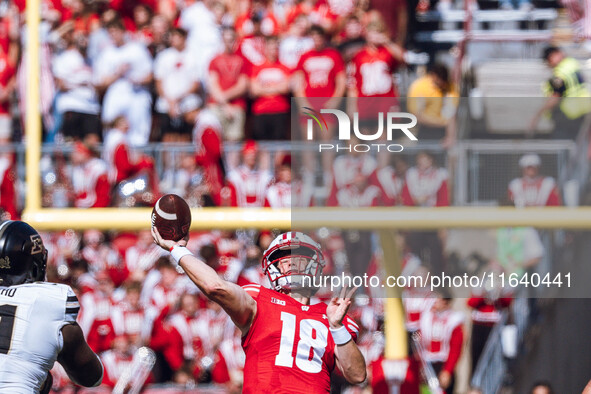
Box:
<box><xmin>52</xmin><ymin>22</ymin><xmax>101</xmax><ymax>144</ymax></box>
<box><xmin>94</xmin><ymin>19</ymin><xmax>153</xmax><ymax>147</ymax></box>
<box><xmin>154</xmin><ymin>27</ymin><xmax>202</xmax><ymax>142</ymax></box>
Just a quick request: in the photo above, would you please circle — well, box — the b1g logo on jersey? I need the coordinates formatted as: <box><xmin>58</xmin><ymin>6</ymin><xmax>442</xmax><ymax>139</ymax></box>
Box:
<box><xmin>304</xmin><ymin>107</ymin><xmax>418</xmax><ymax>153</ymax></box>
<box><xmin>271</xmin><ymin>297</ymin><xmax>286</xmax><ymax>306</ymax></box>
<box><xmin>30</xmin><ymin>235</ymin><xmax>44</xmax><ymax>255</ymax></box>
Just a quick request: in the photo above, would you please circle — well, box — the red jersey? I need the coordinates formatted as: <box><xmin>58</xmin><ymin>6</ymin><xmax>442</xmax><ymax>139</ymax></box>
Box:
<box><xmin>296</xmin><ymin>48</ymin><xmax>345</xmax><ymax>99</ymax></box>
<box><xmin>101</xmin><ymin>350</ymin><xmax>133</xmax><ymax>387</ymax></box>
<box><xmin>72</xmin><ymin>158</ymin><xmax>111</xmax><ymax>208</ymax></box>
<box><xmin>349</xmin><ymin>46</ymin><xmax>399</xmax><ymax>98</ymax></box>
<box><xmin>370</xmin><ymin>356</ymin><xmax>420</xmax><ymax>394</ymax></box>
<box><xmin>285</xmin><ymin>1</ymin><xmax>338</xmax><ymax>28</ymax></box>
<box><xmin>0</xmin><ymin>50</ymin><xmax>15</xmax><ymax>115</ymax></box>
<box><xmin>508</xmin><ymin>176</ymin><xmax>561</xmax><ymax>207</ymax></box>
<box><xmin>402</xmin><ymin>166</ymin><xmax>449</xmax><ymax>207</ymax></box>
<box><xmin>80</xmin><ymin>291</ymin><xmax>117</xmax><ymax>353</ymax></box>
<box><xmin>208</xmin><ymin>52</ymin><xmax>248</xmax><ymax>109</ymax></box>
<box><xmin>467</xmin><ymin>297</ymin><xmax>512</xmax><ymax>326</ymax></box>
<box><xmin>250</xmin><ymin>61</ymin><xmax>291</xmax><ymax>114</ymax></box>
<box><xmin>0</xmin><ymin>155</ymin><xmax>17</xmax><ymax>220</ymax></box>
<box><xmin>419</xmin><ymin>309</ymin><xmax>464</xmax><ymax>374</ymax></box>
<box><xmin>236</xmin><ymin>11</ymin><xmax>280</xmax><ymax>37</ymax></box>
<box><xmin>241</xmin><ymin>284</ymin><xmax>359</xmax><ymax>393</ymax></box>
<box><xmin>348</xmin><ymin>46</ymin><xmax>399</xmax><ymax>118</ymax></box>
<box><xmin>238</xmin><ymin>35</ymin><xmax>266</xmax><ymax>69</ymax></box>
<box><xmin>193</xmin><ymin>110</ymin><xmax>225</xmax><ymax>205</ymax></box>
<box><xmin>227</xmin><ymin>165</ymin><xmax>273</xmax><ymax>208</ymax></box>
<box><xmin>376</xmin><ymin>166</ymin><xmax>404</xmax><ymax>206</ymax></box>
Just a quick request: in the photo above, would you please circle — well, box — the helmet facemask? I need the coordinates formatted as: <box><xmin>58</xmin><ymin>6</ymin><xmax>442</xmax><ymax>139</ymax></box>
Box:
<box><xmin>263</xmin><ymin>242</ymin><xmax>325</xmax><ymax>296</ymax></box>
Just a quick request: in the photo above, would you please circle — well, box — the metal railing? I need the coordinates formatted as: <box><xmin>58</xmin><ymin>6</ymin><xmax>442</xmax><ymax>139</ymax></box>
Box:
<box><xmin>470</xmin><ymin>296</ymin><xmax>530</xmax><ymax>394</ymax></box>
<box><xmin>1</xmin><ymin>138</ymin><xmax>581</xmax><ymax>210</ymax></box>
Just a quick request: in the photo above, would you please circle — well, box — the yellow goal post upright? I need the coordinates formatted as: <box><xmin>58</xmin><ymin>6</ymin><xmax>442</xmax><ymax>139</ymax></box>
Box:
<box><xmin>23</xmin><ymin>0</ymin><xmax>591</xmax><ymax>367</ymax></box>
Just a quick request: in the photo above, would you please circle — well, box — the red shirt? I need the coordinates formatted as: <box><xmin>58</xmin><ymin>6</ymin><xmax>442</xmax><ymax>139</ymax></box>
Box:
<box><xmin>296</xmin><ymin>47</ymin><xmax>344</xmax><ymax>99</ymax></box>
<box><xmin>0</xmin><ymin>51</ymin><xmax>14</xmax><ymax>115</ymax></box>
<box><xmin>208</xmin><ymin>52</ymin><xmax>248</xmax><ymax>109</ymax></box>
<box><xmin>349</xmin><ymin>46</ymin><xmax>399</xmax><ymax>118</ymax></box>
<box><xmin>241</xmin><ymin>284</ymin><xmax>359</xmax><ymax>393</ymax></box>
<box><xmin>0</xmin><ymin>18</ymin><xmax>13</xmax><ymax>55</ymax></box>
<box><xmin>285</xmin><ymin>1</ymin><xmax>338</xmax><ymax>28</ymax></box>
<box><xmin>0</xmin><ymin>157</ymin><xmax>17</xmax><ymax>220</ymax></box>
<box><xmin>371</xmin><ymin>356</ymin><xmax>420</xmax><ymax>394</ymax></box>
<box><xmin>250</xmin><ymin>61</ymin><xmax>291</xmax><ymax>114</ymax></box>
<box><xmin>238</xmin><ymin>35</ymin><xmax>266</xmax><ymax>69</ymax></box>
<box><xmin>349</xmin><ymin>46</ymin><xmax>399</xmax><ymax>98</ymax></box>
<box><xmin>401</xmin><ymin>167</ymin><xmax>449</xmax><ymax>207</ymax></box>
<box><xmin>236</xmin><ymin>11</ymin><xmax>280</xmax><ymax>37</ymax></box>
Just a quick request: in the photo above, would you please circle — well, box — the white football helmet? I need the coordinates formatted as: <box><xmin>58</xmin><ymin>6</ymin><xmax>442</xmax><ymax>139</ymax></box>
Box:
<box><xmin>262</xmin><ymin>231</ymin><xmax>326</xmax><ymax>293</ymax></box>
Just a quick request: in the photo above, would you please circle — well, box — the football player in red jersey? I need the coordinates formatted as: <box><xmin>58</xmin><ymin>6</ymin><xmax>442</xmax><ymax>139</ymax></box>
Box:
<box><xmin>151</xmin><ymin>229</ymin><xmax>366</xmax><ymax>392</ymax></box>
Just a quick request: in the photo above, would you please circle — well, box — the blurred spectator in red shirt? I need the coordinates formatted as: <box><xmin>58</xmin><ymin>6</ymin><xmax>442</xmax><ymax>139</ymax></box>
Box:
<box><xmin>237</xmin><ymin>244</ymin><xmax>267</xmax><ymax>286</ymax></box>
<box><xmin>94</xmin><ymin>19</ymin><xmax>153</xmax><ymax>147</ymax></box>
<box><xmin>154</xmin><ymin>27</ymin><xmax>202</xmax><ymax>142</ymax></box>
<box><xmin>236</xmin><ymin>0</ymin><xmax>280</xmax><ymax>38</ymax></box>
<box><xmin>508</xmin><ymin>154</ymin><xmax>562</xmax><ymax>207</ymax></box>
<box><xmin>103</xmin><ymin>116</ymin><xmax>159</xmax><ymax>202</ymax></box>
<box><xmin>369</xmin><ymin>0</ymin><xmax>408</xmax><ymax>46</ymax></box>
<box><xmin>285</xmin><ymin>0</ymin><xmax>339</xmax><ymax>33</ymax></box>
<box><xmin>211</xmin><ymin>326</ymin><xmax>245</xmax><ymax>391</ymax></box>
<box><xmin>52</xmin><ymin>23</ymin><xmax>101</xmax><ymax>144</ymax></box>
<box><xmin>199</xmin><ymin>243</ymin><xmax>243</xmax><ymax>283</ymax></box>
<box><xmin>208</xmin><ymin>27</ymin><xmax>249</xmax><ymax>143</ymax></box>
<box><xmin>467</xmin><ymin>287</ymin><xmax>512</xmax><ymax>374</ymax></box>
<box><xmin>237</xmin><ymin>13</ymin><xmax>267</xmax><ymax>69</ymax></box>
<box><xmin>109</xmin><ymin>0</ymin><xmax>157</xmax><ymax>31</ymax></box>
<box><xmin>70</xmin><ymin>142</ymin><xmax>111</xmax><ymax>208</ymax></box>
<box><xmin>419</xmin><ymin>295</ymin><xmax>464</xmax><ymax>394</ymax></box>
<box><xmin>112</xmin><ymin>281</ymin><xmax>146</xmax><ymax>346</ymax></box>
<box><xmin>294</xmin><ymin>25</ymin><xmax>346</xmax><ymax>175</ymax></box>
<box><xmin>249</xmin><ymin>36</ymin><xmax>291</xmax><ymax>140</ymax></box>
<box><xmin>402</xmin><ymin>151</ymin><xmax>449</xmax><ymax>207</ymax></box>
<box><xmin>279</xmin><ymin>14</ymin><xmax>313</xmax><ymax>71</ymax></box>
<box><xmin>347</xmin><ymin>20</ymin><xmax>404</xmax><ymax>120</ymax></box>
<box><xmin>100</xmin><ymin>335</ymin><xmax>134</xmax><ymax>388</ymax></box>
<box><xmin>0</xmin><ymin>152</ymin><xmax>17</xmax><ymax>220</ymax></box>
<box><xmin>294</xmin><ymin>25</ymin><xmax>346</xmax><ymax>107</ymax></box>
<box><xmin>193</xmin><ymin>108</ymin><xmax>226</xmax><ymax>206</ymax></box>
<box><xmin>0</xmin><ymin>35</ymin><xmax>15</xmax><ymax>145</ymax></box>
<box><xmin>124</xmin><ymin>229</ymin><xmax>167</xmax><ymax>279</ymax></box>
<box><xmin>80</xmin><ymin>229</ymin><xmax>120</xmax><ymax>273</ymax></box>
<box><xmin>80</xmin><ymin>270</ymin><xmax>118</xmax><ymax>353</ymax></box>
<box><xmin>226</xmin><ymin>141</ymin><xmax>273</xmax><ymax>207</ymax></box>
<box><xmin>63</xmin><ymin>0</ymin><xmax>100</xmax><ymax>39</ymax></box>
<box><xmin>0</xmin><ymin>4</ymin><xmax>19</xmax><ymax>63</ymax></box>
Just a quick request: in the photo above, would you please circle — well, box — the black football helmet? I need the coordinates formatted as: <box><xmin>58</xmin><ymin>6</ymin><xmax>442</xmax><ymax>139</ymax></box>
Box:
<box><xmin>0</xmin><ymin>221</ymin><xmax>48</xmax><ymax>286</ymax></box>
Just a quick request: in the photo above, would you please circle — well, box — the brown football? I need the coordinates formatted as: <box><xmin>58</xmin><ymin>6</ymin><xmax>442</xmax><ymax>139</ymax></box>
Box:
<box><xmin>151</xmin><ymin>194</ymin><xmax>192</xmax><ymax>241</ymax></box>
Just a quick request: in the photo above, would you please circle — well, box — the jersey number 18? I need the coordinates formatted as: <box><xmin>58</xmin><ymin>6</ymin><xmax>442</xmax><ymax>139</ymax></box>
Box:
<box><xmin>275</xmin><ymin>311</ymin><xmax>328</xmax><ymax>373</ymax></box>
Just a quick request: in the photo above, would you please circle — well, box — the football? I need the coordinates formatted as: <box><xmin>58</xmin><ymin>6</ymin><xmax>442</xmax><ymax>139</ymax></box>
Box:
<box><xmin>151</xmin><ymin>194</ymin><xmax>192</xmax><ymax>241</ymax></box>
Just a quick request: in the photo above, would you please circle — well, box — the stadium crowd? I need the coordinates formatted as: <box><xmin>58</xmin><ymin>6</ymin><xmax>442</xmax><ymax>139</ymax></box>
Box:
<box><xmin>0</xmin><ymin>0</ymin><xmax>582</xmax><ymax>392</ymax></box>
